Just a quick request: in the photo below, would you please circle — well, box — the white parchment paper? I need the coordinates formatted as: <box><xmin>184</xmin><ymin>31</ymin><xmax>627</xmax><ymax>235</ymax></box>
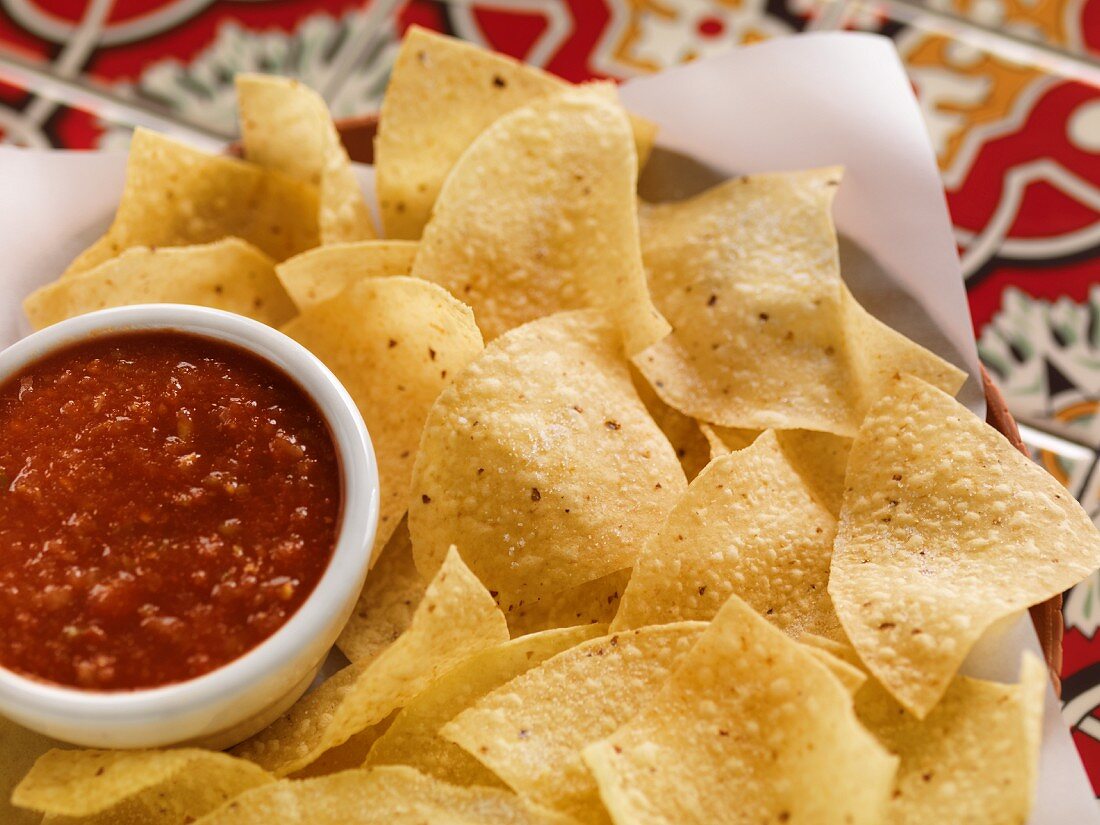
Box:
<box><xmin>0</xmin><ymin>31</ymin><xmax>1093</xmax><ymax>823</ymax></box>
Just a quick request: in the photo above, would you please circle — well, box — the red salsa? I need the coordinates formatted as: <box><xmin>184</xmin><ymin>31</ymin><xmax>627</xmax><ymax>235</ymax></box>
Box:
<box><xmin>0</xmin><ymin>332</ymin><xmax>341</xmax><ymax>690</ymax></box>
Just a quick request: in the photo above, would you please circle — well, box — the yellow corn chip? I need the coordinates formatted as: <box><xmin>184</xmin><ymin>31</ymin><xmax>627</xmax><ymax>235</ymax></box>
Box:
<box><xmin>376</xmin><ymin>26</ymin><xmax>655</xmax><ymax>240</ymax></box>
<box><xmin>803</xmin><ymin>645</ymin><xmax>867</xmax><ymax>694</ymax></box>
<box><xmin>13</xmin><ymin>748</ymin><xmax>272</xmax><ymax>823</ymax></box>
<box><xmin>830</xmin><ymin>374</ymin><xmax>1100</xmax><ymax>717</ymax></box>
<box><xmin>855</xmin><ymin>654</ymin><xmax>1045</xmax><ymax>825</ymax></box>
<box><xmin>336</xmin><ymin>519</ymin><xmax>425</xmax><ymax>664</ymax></box>
<box><xmin>365</xmin><ymin>624</ymin><xmax>604</xmax><ymax>787</ymax></box>
<box><xmin>443</xmin><ymin>622</ymin><xmax>706</xmax><ymax>824</ymax></box>
<box><xmin>231</xmin><ymin>548</ymin><xmax>509</xmax><ymax>776</ymax></box>
<box><xmin>507</xmin><ymin>568</ymin><xmax>631</xmax><ymax>637</ymax></box>
<box><xmin>409</xmin><ymin>310</ymin><xmax>685</xmax><ymax>609</ymax></box>
<box><xmin>612</xmin><ymin>430</ymin><xmax>841</xmax><ymax>639</ymax></box>
<box><xmin>25</xmin><ymin>239</ymin><xmax>295</xmax><ymax>331</ymax></box>
<box><xmin>63</xmin><ymin>129</ymin><xmax>319</xmax><ymax>277</ymax></box>
<box><xmin>705</xmin><ymin>426</ymin><xmax>851</xmax><ymax>517</ymax></box>
<box><xmin>194</xmin><ymin>765</ymin><xmax>573</xmax><ymax>824</ymax></box>
<box><xmin>1</xmin><ymin>715</ymin><xmax>69</xmax><ymax>825</ymax></box>
<box><xmin>634</xmin><ymin>170</ymin><xmax>965</xmax><ymax>435</ymax></box>
<box><xmin>276</xmin><ymin>241</ymin><xmax>417</xmax><ymax>310</ymax></box>
<box><xmin>282</xmin><ymin>276</ymin><xmax>483</xmax><ymax>558</ymax></box>
<box><xmin>412</xmin><ymin>85</ymin><xmax>669</xmax><ymax>355</ymax></box>
<box><xmin>583</xmin><ymin>597</ymin><xmax>897</xmax><ymax>825</ymax></box>
<box><xmin>287</xmin><ymin>715</ymin><xmax>397</xmax><ymax>781</ymax></box>
<box><xmin>236</xmin><ymin>74</ymin><xmax>376</xmax><ymax>243</ymax></box>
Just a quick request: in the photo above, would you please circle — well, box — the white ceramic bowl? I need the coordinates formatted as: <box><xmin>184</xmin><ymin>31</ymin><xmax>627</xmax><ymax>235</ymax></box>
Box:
<box><xmin>0</xmin><ymin>304</ymin><xmax>379</xmax><ymax>749</ymax></box>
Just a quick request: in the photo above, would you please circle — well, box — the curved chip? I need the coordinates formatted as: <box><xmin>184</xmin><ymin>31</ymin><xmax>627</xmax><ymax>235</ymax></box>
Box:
<box><xmin>705</xmin><ymin>425</ymin><xmax>851</xmax><ymax>517</ymax></box>
<box><xmin>232</xmin><ymin>548</ymin><xmax>509</xmax><ymax>776</ymax></box>
<box><xmin>282</xmin><ymin>276</ymin><xmax>484</xmax><ymax>559</ymax></box>
<box><xmin>442</xmin><ymin>622</ymin><xmax>707</xmax><ymax>824</ymax></box>
<box><xmin>25</xmin><ymin>239</ymin><xmax>295</xmax><ymax>331</ymax></box>
<box><xmin>62</xmin><ymin>129</ymin><xmax>319</xmax><ymax>277</ymax></box>
<box><xmin>13</xmin><ymin>748</ymin><xmax>272</xmax><ymax>823</ymax></box>
<box><xmin>633</xmin><ymin>170</ymin><xmax>965</xmax><ymax>435</ymax></box>
<box><xmin>1</xmin><ymin>715</ymin><xmax>69</xmax><ymax>825</ymax></box>
<box><xmin>364</xmin><ymin>624</ymin><xmax>604</xmax><ymax>787</ymax></box>
<box><xmin>632</xmin><ymin>366</ymin><xmax>711</xmax><ymax>481</ymax></box>
<box><xmin>236</xmin><ymin>74</ymin><xmax>376</xmax><ymax>244</ymax></box>
<box><xmin>507</xmin><ymin>568</ymin><xmax>631</xmax><ymax>637</ymax></box>
<box><xmin>409</xmin><ymin>310</ymin><xmax>685</xmax><ymax>609</ymax></box>
<box><xmin>611</xmin><ymin>430</ymin><xmax>841</xmax><ymax>639</ymax></box>
<box><xmin>411</xmin><ymin>86</ymin><xmax>669</xmax><ymax>355</ymax></box>
<box><xmin>194</xmin><ymin>765</ymin><xmax>573</xmax><ymax>825</ymax></box>
<box><xmin>854</xmin><ymin>653</ymin><xmax>1045</xmax><ymax>825</ymax></box>
<box><xmin>336</xmin><ymin>519</ymin><xmax>425</xmax><ymax>664</ymax></box>
<box><xmin>583</xmin><ymin>597</ymin><xmax>897</xmax><ymax>825</ymax></box>
<box><xmin>276</xmin><ymin>241</ymin><xmax>417</xmax><ymax>310</ymax></box>
<box><xmin>376</xmin><ymin>26</ymin><xmax>655</xmax><ymax>240</ymax></box>
<box><xmin>830</xmin><ymin>374</ymin><xmax>1100</xmax><ymax>717</ymax></box>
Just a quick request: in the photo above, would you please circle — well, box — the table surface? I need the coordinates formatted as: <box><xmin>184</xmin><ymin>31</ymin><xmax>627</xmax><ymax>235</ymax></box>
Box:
<box><xmin>0</xmin><ymin>0</ymin><xmax>1098</xmax><ymax>801</ymax></box>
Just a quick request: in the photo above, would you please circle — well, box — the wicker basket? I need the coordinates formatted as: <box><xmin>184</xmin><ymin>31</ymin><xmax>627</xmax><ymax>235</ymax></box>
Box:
<box><xmin>329</xmin><ymin>115</ymin><xmax>1064</xmax><ymax>692</ymax></box>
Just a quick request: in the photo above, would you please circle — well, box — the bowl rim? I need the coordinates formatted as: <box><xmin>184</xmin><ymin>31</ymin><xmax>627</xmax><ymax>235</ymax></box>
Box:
<box><xmin>0</xmin><ymin>304</ymin><xmax>378</xmax><ymax>731</ymax></box>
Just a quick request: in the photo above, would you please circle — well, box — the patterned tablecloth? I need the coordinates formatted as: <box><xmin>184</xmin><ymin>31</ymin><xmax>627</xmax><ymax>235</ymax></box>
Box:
<box><xmin>0</xmin><ymin>0</ymin><xmax>1098</xmax><ymax>800</ymax></box>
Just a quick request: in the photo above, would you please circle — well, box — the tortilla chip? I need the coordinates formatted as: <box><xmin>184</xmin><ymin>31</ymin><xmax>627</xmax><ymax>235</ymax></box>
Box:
<box><xmin>632</xmin><ymin>366</ymin><xmax>711</xmax><ymax>481</ymax></box>
<box><xmin>194</xmin><ymin>765</ymin><xmax>572</xmax><ymax>824</ymax></box>
<box><xmin>282</xmin><ymin>276</ymin><xmax>483</xmax><ymax>558</ymax></box>
<box><xmin>855</xmin><ymin>653</ymin><xmax>1046</xmax><ymax>824</ymax></box>
<box><xmin>364</xmin><ymin>625</ymin><xmax>604</xmax><ymax>786</ymax></box>
<box><xmin>376</xmin><ymin>26</ymin><xmax>655</xmax><ymax>240</ymax></box>
<box><xmin>705</xmin><ymin>426</ymin><xmax>851</xmax><ymax>517</ymax></box>
<box><xmin>25</xmin><ymin>239</ymin><xmax>295</xmax><ymax>331</ymax></box>
<box><xmin>583</xmin><ymin>597</ymin><xmax>897</xmax><ymax>825</ymax></box>
<box><xmin>276</xmin><ymin>241</ymin><xmax>418</xmax><ymax>311</ymax></box>
<box><xmin>336</xmin><ymin>519</ymin><xmax>425</xmax><ymax>664</ymax></box>
<box><xmin>803</xmin><ymin>645</ymin><xmax>867</xmax><ymax>694</ymax></box>
<box><xmin>236</xmin><ymin>74</ymin><xmax>376</xmax><ymax>243</ymax></box>
<box><xmin>611</xmin><ymin>430</ymin><xmax>841</xmax><ymax>639</ymax></box>
<box><xmin>633</xmin><ymin>170</ymin><xmax>965</xmax><ymax>435</ymax></box>
<box><xmin>13</xmin><ymin>749</ymin><xmax>272</xmax><ymax>823</ymax></box>
<box><xmin>63</xmin><ymin>129</ymin><xmax>319</xmax><ymax>277</ymax></box>
<box><xmin>1</xmin><ymin>715</ymin><xmax>69</xmax><ymax>825</ymax></box>
<box><xmin>830</xmin><ymin>374</ymin><xmax>1100</xmax><ymax>717</ymax></box>
<box><xmin>409</xmin><ymin>310</ymin><xmax>685</xmax><ymax>609</ymax></box>
<box><xmin>507</xmin><ymin>568</ymin><xmax>631</xmax><ymax>637</ymax></box>
<box><xmin>232</xmin><ymin>548</ymin><xmax>509</xmax><ymax>776</ymax></box>
<box><xmin>443</xmin><ymin>622</ymin><xmax>706</xmax><ymax>824</ymax></box>
<box><xmin>411</xmin><ymin>85</ymin><xmax>669</xmax><ymax>355</ymax></box>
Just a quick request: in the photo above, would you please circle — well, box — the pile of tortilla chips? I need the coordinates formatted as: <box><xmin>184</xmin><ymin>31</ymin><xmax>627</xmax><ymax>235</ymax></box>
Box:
<box><xmin>8</xmin><ymin>26</ymin><xmax>1100</xmax><ymax>825</ymax></box>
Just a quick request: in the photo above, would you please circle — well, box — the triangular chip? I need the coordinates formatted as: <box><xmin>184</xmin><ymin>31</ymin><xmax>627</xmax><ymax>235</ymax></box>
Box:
<box><xmin>282</xmin><ymin>277</ymin><xmax>483</xmax><ymax>558</ymax></box>
<box><xmin>830</xmin><ymin>374</ymin><xmax>1100</xmax><ymax>717</ymax></box>
<box><xmin>13</xmin><ymin>749</ymin><xmax>272</xmax><ymax>823</ymax></box>
<box><xmin>409</xmin><ymin>310</ymin><xmax>685</xmax><ymax>609</ymax></box>
<box><xmin>232</xmin><ymin>548</ymin><xmax>509</xmax><ymax>776</ymax></box>
<box><xmin>633</xmin><ymin>170</ymin><xmax>965</xmax><ymax>435</ymax></box>
<box><xmin>583</xmin><ymin>597</ymin><xmax>897</xmax><ymax>825</ymax></box>
<box><xmin>411</xmin><ymin>85</ymin><xmax>669</xmax><ymax>355</ymax></box>
<box><xmin>507</xmin><ymin>568</ymin><xmax>631</xmax><ymax>637</ymax></box>
<box><xmin>364</xmin><ymin>624</ymin><xmax>603</xmax><ymax>787</ymax></box>
<box><xmin>25</xmin><ymin>239</ymin><xmax>295</xmax><ymax>330</ymax></box>
<box><xmin>62</xmin><ymin>129</ymin><xmax>319</xmax><ymax>277</ymax></box>
<box><xmin>276</xmin><ymin>241</ymin><xmax>417</xmax><ymax>310</ymax></box>
<box><xmin>854</xmin><ymin>653</ymin><xmax>1046</xmax><ymax>824</ymax></box>
<box><xmin>443</xmin><ymin>623</ymin><xmax>706</xmax><ymax>824</ymax></box>
<box><xmin>376</xmin><ymin>26</ymin><xmax>655</xmax><ymax>240</ymax></box>
<box><xmin>612</xmin><ymin>430</ymin><xmax>841</xmax><ymax>639</ymax></box>
<box><xmin>705</xmin><ymin>425</ymin><xmax>851</xmax><ymax>517</ymax></box>
<box><xmin>194</xmin><ymin>765</ymin><xmax>573</xmax><ymax>825</ymax></box>
<box><xmin>336</xmin><ymin>518</ymin><xmax>425</xmax><ymax>664</ymax></box>
<box><xmin>236</xmin><ymin>74</ymin><xmax>376</xmax><ymax>243</ymax></box>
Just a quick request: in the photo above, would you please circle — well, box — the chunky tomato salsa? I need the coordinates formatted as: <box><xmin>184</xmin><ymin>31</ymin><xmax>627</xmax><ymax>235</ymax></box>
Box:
<box><xmin>0</xmin><ymin>331</ymin><xmax>341</xmax><ymax>690</ymax></box>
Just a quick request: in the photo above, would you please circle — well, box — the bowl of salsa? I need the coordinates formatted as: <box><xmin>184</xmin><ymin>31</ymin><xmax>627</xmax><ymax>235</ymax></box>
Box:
<box><xmin>0</xmin><ymin>304</ymin><xmax>378</xmax><ymax>749</ymax></box>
